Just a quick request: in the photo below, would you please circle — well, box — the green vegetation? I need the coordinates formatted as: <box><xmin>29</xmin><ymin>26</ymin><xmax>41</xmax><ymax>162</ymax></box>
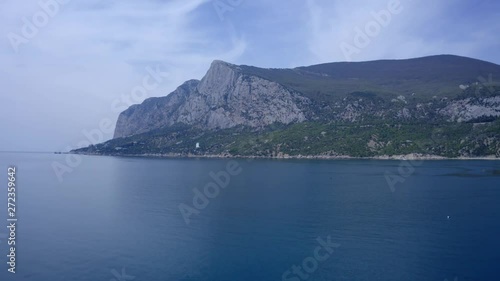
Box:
<box><xmin>74</xmin><ymin>119</ymin><xmax>500</xmax><ymax>158</ymax></box>
<box><xmin>242</xmin><ymin>55</ymin><xmax>500</xmax><ymax>104</ymax></box>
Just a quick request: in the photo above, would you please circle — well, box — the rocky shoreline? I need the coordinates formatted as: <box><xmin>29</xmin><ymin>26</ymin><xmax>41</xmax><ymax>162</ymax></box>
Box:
<box><xmin>70</xmin><ymin>151</ymin><xmax>499</xmax><ymax>161</ymax></box>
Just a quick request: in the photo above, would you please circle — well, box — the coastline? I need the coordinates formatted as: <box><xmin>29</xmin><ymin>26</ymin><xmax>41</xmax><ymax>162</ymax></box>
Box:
<box><xmin>68</xmin><ymin>152</ymin><xmax>500</xmax><ymax>161</ymax></box>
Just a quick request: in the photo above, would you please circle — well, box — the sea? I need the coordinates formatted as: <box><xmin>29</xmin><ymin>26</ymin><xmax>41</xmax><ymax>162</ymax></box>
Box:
<box><xmin>0</xmin><ymin>152</ymin><xmax>499</xmax><ymax>281</ymax></box>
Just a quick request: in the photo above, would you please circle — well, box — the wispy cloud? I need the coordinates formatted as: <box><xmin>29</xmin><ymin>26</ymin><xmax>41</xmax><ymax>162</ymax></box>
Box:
<box><xmin>305</xmin><ymin>0</ymin><xmax>500</xmax><ymax>63</ymax></box>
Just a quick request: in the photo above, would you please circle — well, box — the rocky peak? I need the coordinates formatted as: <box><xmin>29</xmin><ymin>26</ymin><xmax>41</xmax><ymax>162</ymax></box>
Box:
<box><xmin>113</xmin><ymin>59</ymin><xmax>309</xmax><ymax>138</ymax></box>
<box><xmin>197</xmin><ymin>60</ymin><xmax>240</xmax><ymax>99</ymax></box>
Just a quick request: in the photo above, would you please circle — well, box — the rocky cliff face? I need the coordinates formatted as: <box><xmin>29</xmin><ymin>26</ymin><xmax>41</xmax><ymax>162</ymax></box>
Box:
<box><xmin>114</xmin><ymin>56</ymin><xmax>500</xmax><ymax>140</ymax></box>
<box><xmin>439</xmin><ymin>96</ymin><xmax>500</xmax><ymax>122</ymax></box>
<box><xmin>114</xmin><ymin>60</ymin><xmax>309</xmax><ymax>138</ymax></box>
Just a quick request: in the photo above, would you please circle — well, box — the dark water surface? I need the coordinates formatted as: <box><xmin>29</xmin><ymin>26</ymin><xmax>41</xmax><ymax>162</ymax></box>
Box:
<box><xmin>0</xmin><ymin>152</ymin><xmax>499</xmax><ymax>281</ymax></box>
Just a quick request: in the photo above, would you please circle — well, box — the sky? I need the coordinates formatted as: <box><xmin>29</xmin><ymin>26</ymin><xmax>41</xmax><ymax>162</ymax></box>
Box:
<box><xmin>1</xmin><ymin>0</ymin><xmax>499</xmax><ymax>152</ymax></box>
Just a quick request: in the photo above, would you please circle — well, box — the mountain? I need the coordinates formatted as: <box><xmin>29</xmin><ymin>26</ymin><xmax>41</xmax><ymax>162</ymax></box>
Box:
<box><xmin>75</xmin><ymin>55</ymin><xmax>500</xmax><ymax>158</ymax></box>
<box><xmin>114</xmin><ymin>60</ymin><xmax>310</xmax><ymax>138</ymax></box>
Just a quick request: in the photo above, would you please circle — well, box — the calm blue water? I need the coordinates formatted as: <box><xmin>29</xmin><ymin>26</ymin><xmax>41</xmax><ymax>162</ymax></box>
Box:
<box><xmin>0</xmin><ymin>152</ymin><xmax>499</xmax><ymax>281</ymax></box>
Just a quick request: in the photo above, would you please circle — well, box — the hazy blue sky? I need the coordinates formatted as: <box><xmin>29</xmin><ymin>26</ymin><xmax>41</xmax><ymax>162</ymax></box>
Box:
<box><xmin>1</xmin><ymin>0</ymin><xmax>499</xmax><ymax>151</ymax></box>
